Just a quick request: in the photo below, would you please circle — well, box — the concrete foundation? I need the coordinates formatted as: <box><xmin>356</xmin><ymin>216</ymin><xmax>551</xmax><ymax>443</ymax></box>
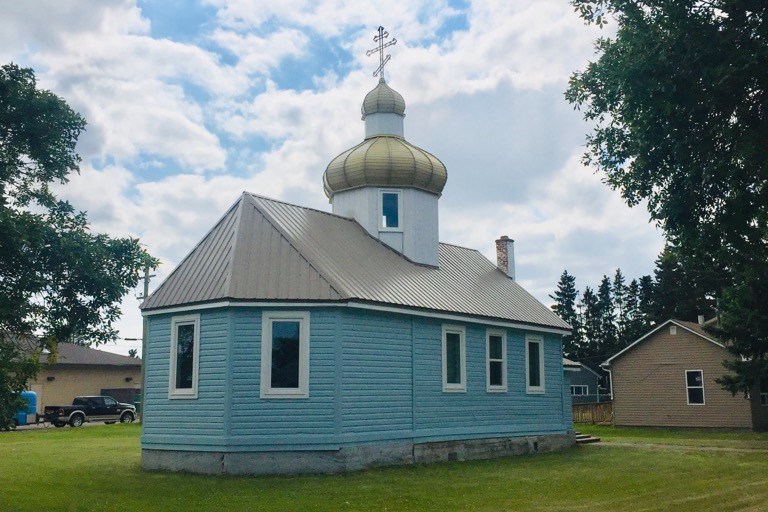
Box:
<box><xmin>142</xmin><ymin>433</ymin><xmax>575</xmax><ymax>475</ymax></box>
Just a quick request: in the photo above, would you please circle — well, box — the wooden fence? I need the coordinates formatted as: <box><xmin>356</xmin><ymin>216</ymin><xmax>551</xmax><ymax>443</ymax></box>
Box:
<box><xmin>573</xmin><ymin>402</ymin><xmax>613</xmax><ymax>425</ymax></box>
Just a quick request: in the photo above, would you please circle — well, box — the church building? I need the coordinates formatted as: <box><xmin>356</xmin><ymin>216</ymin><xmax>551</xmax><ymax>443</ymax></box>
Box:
<box><xmin>140</xmin><ymin>36</ymin><xmax>574</xmax><ymax>474</ymax></box>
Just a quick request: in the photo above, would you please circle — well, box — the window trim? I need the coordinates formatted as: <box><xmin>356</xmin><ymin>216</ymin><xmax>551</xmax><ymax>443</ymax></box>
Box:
<box><xmin>442</xmin><ymin>325</ymin><xmax>466</xmax><ymax>393</ymax></box>
<box><xmin>571</xmin><ymin>385</ymin><xmax>589</xmax><ymax>396</ymax></box>
<box><xmin>379</xmin><ymin>189</ymin><xmax>403</xmax><ymax>232</ymax></box>
<box><xmin>168</xmin><ymin>314</ymin><xmax>200</xmax><ymax>399</ymax></box>
<box><xmin>486</xmin><ymin>329</ymin><xmax>507</xmax><ymax>392</ymax></box>
<box><xmin>525</xmin><ymin>334</ymin><xmax>545</xmax><ymax>394</ymax></box>
<box><xmin>260</xmin><ymin>311</ymin><xmax>310</xmax><ymax>399</ymax></box>
<box><xmin>685</xmin><ymin>369</ymin><xmax>705</xmax><ymax>405</ymax></box>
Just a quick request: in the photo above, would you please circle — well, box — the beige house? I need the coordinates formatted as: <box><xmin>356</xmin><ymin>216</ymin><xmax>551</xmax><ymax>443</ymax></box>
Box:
<box><xmin>604</xmin><ymin>319</ymin><xmax>767</xmax><ymax>430</ymax></box>
<box><xmin>28</xmin><ymin>343</ymin><xmax>142</xmax><ymax>413</ymax></box>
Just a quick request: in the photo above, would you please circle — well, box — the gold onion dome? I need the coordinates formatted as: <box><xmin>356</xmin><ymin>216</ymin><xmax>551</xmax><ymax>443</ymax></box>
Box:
<box><xmin>323</xmin><ymin>136</ymin><xmax>447</xmax><ymax>198</ymax></box>
<box><xmin>361</xmin><ymin>77</ymin><xmax>406</xmax><ymax>118</ymax></box>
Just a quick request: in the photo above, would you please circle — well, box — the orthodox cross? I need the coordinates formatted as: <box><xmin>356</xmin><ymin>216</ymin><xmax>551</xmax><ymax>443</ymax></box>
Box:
<box><xmin>366</xmin><ymin>26</ymin><xmax>397</xmax><ymax>77</ymax></box>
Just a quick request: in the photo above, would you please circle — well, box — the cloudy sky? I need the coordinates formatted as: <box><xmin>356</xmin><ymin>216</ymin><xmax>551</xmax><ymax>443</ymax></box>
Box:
<box><xmin>3</xmin><ymin>0</ymin><xmax>664</xmax><ymax>356</ymax></box>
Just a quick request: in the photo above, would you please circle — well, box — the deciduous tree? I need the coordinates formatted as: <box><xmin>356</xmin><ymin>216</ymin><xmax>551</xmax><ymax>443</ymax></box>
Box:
<box><xmin>0</xmin><ymin>63</ymin><xmax>155</xmax><ymax>429</ymax></box>
<box><xmin>567</xmin><ymin>0</ymin><xmax>768</xmax><ymax>396</ymax></box>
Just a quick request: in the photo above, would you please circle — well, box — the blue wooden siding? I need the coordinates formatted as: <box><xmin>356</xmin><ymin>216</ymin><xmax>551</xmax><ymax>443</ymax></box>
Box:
<box><xmin>412</xmin><ymin>318</ymin><xmax>567</xmax><ymax>441</ymax></box>
<box><xmin>142</xmin><ymin>309</ymin><xmax>229</xmax><ymax>446</ymax></box>
<box><xmin>340</xmin><ymin>309</ymin><xmax>413</xmax><ymax>440</ymax></box>
<box><xmin>142</xmin><ymin>305</ymin><xmax>570</xmax><ymax>451</ymax></box>
<box><xmin>228</xmin><ymin>308</ymin><xmax>336</xmax><ymax>447</ymax></box>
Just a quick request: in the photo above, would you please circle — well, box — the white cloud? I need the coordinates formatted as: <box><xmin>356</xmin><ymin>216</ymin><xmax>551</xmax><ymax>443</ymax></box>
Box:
<box><xmin>2</xmin><ymin>0</ymin><xmax>662</xmax><ymax>356</ymax></box>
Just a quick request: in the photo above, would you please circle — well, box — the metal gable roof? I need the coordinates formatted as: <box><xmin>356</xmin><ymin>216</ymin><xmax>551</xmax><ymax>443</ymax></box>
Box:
<box><xmin>142</xmin><ymin>193</ymin><xmax>570</xmax><ymax>332</ymax></box>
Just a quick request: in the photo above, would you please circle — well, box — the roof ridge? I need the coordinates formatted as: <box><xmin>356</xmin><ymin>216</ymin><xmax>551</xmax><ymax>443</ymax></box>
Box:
<box><xmin>245</xmin><ymin>192</ymin><xmax>358</xmax><ymax>223</ymax></box>
<box><xmin>222</xmin><ymin>193</ymin><xmax>248</xmax><ymax>297</ymax></box>
<box><xmin>141</xmin><ymin>195</ymin><xmax>244</xmax><ymax>309</ymax></box>
<box><xmin>247</xmin><ymin>195</ymin><xmax>347</xmax><ymax>298</ymax></box>
<box><xmin>439</xmin><ymin>241</ymin><xmax>481</xmax><ymax>252</ymax></box>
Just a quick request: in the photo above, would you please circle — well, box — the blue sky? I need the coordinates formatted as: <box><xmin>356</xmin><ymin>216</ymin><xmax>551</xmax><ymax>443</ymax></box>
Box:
<box><xmin>1</xmin><ymin>0</ymin><xmax>663</xmax><ymax>356</ymax></box>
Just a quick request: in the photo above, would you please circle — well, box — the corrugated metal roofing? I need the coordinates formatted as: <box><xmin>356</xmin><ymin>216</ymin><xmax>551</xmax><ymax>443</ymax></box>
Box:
<box><xmin>142</xmin><ymin>193</ymin><xmax>570</xmax><ymax>332</ymax></box>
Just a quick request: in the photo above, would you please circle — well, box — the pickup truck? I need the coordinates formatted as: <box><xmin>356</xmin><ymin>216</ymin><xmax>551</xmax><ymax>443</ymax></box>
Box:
<box><xmin>43</xmin><ymin>396</ymin><xmax>136</xmax><ymax>427</ymax></box>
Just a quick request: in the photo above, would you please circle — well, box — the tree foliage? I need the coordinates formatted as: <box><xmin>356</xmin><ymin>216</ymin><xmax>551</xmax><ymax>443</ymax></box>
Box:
<box><xmin>0</xmin><ymin>63</ymin><xmax>155</xmax><ymax>429</ymax></box>
<box><xmin>567</xmin><ymin>1</ymin><xmax>768</xmax><ymax>396</ymax></box>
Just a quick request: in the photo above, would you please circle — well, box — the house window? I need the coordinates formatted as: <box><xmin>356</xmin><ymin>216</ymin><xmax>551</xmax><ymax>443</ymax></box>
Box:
<box><xmin>670</xmin><ymin>325</ymin><xmax>677</xmax><ymax>335</ymax></box>
<box><xmin>686</xmin><ymin>370</ymin><xmax>705</xmax><ymax>405</ymax></box>
<box><xmin>442</xmin><ymin>325</ymin><xmax>466</xmax><ymax>392</ymax></box>
<box><xmin>571</xmin><ymin>385</ymin><xmax>589</xmax><ymax>396</ymax></box>
<box><xmin>526</xmin><ymin>335</ymin><xmax>545</xmax><ymax>394</ymax></box>
<box><xmin>486</xmin><ymin>329</ymin><xmax>507</xmax><ymax>392</ymax></box>
<box><xmin>261</xmin><ymin>311</ymin><xmax>310</xmax><ymax>398</ymax></box>
<box><xmin>761</xmin><ymin>393</ymin><xmax>768</xmax><ymax>407</ymax></box>
<box><xmin>169</xmin><ymin>315</ymin><xmax>200</xmax><ymax>399</ymax></box>
<box><xmin>380</xmin><ymin>190</ymin><xmax>402</xmax><ymax>230</ymax></box>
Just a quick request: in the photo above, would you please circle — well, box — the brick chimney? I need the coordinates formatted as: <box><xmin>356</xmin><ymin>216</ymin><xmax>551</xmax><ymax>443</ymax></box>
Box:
<box><xmin>495</xmin><ymin>235</ymin><xmax>515</xmax><ymax>280</ymax></box>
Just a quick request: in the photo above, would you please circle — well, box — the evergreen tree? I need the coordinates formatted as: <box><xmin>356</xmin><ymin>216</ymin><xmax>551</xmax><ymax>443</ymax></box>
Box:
<box><xmin>578</xmin><ymin>286</ymin><xmax>601</xmax><ymax>368</ymax></box>
<box><xmin>612</xmin><ymin>269</ymin><xmax>628</xmax><ymax>347</ymax></box>
<box><xmin>597</xmin><ymin>275</ymin><xmax>617</xmax><ymax>357</ymax></box>
<box><xmin>550</xmin><ymin>270</ymin><xmax>580</xmax><ymax>358</ymax></box>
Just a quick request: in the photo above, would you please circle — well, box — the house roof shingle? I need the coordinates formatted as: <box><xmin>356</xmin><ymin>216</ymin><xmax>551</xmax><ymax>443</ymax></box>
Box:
<box><xmin>141</xmin><ymin>193</ymin><xmax>570</xmax><ymax>332</ymax></box>
<box><xmin>43</xmin><ymin>343</ymin><xmax>141</xmax><ymax>367</ymax></box>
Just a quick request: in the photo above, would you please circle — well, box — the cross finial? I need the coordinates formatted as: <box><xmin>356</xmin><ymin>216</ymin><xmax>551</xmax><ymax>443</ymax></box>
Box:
<box><xmin>365</xmin><ymin>26</ymin><xmax>397</xmax><ymax>77</ymax></box>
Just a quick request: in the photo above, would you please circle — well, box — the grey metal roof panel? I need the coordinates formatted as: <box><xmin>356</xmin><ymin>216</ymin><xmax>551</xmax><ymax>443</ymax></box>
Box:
<box><xmin>143</xmin><ymin>193</ymin><xmax>570</xmax><ymax>332</ymax></box>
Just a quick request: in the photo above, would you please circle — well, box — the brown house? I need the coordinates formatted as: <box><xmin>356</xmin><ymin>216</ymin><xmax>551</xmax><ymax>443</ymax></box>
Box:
<box><xmin>604</xmin><ymin>319</ymin><xmax>767</xmax><ymax>430</ymax></box>
<box><xmin>28</xmin><ymin>343</ymin><xmax>142</xmax><ymax>413</ymax></box>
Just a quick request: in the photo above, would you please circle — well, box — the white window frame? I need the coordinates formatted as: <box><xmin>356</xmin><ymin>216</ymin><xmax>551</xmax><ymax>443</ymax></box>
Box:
<box><xmin>525</xmin><ymin>334</ymin><xmax>545</xmax><ymax>394</ymax></box>
<box><xmin>571</xmin><ymin>385</ymin><xmax>588</xmax><ymax>396</ymax></box>
<box><xmin>261</xmin><ymin>311</ymin><xmax>310</xmax><ymax>399</ymax></box>
<box><xmin>486</xmin><ymin>329</ymin><xmax>507</xmax><ymax>392</ymax></box>
<box><xmin>379</xmin><ymin>189</ymin><xmax>403</xmax><ymax>232</ymax></box>
<box><xmin>685</xmin><ymin>369</ymin><xmax>705</xmax><ymax>405</ymax></box>
<box><xmin>169</xmin><ymin>314</ymin><xmax>200</xmax><ymax>399</ymax></box>
<box><xmin>442</xmin><ymin>325</ymin><xmax>466</xmax><ymax>393</ymax></box>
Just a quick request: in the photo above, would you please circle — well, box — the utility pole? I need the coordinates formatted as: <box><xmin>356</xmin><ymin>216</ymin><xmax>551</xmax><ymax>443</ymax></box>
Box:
<box><xmin>136</xmin><ymin>259</ymin><xmax>155</xmax><ymax>424</ymax></box>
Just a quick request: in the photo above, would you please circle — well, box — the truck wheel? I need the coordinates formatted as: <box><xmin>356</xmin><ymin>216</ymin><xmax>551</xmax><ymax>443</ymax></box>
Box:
<box><xmin>120</xmin><ymin>411</ymin><xmax>134</xmax><ymax>423</ymax></box>
<box><xmin>69</xmin><ymin>414</ymin><xmax>84</xmax><ymax>427</ymax></box>
<box><xmin>53</xmin><ymin>421</ymin><xmax>66</xmax><ymax>428</ymax></box>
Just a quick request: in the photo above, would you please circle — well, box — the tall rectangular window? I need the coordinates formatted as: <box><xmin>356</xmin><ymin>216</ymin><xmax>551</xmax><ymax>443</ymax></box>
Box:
<box><xmin>442</xmin><ymin>325</ymin><xmax>466</xmax><ymax>392</ymax></box>
<box><xmin>380</xmin><ymin>190</ymin><xmax>401</xmax><ymax>230</ymax></box>
<box><xmin>686</xmin><ymin>370</ymin><xmax>705</xmax><ymax>405</ymax></box>
<box><xmin>169</xmin><ymin>315</ymin><xmax>200</xmax><ymax>399</ymax></box>
<box><xmin>261</xmin><ymin>311</ymin><xmax>310</xmax><ymax>398</ymax></box>
<box><xmin>486</xmin><ymin>329</ymin><xmax>507</xmax><ymax>392</ymax></box>
<box><xmin>526</xmin><ymin>335</ymin><xmax>545</xmax><ymax>394</ymax></box>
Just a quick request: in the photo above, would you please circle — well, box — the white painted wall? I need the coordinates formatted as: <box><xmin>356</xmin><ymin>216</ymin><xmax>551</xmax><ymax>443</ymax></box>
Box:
<box><xmin>331</xmin><ymin>187</ymin><xmax>440</xmax><ymax>266</ymax></box>
<box><xmin>365</xmin><ymin>112</ymin><xmax>404</xmax><ymax>138</ymax></box>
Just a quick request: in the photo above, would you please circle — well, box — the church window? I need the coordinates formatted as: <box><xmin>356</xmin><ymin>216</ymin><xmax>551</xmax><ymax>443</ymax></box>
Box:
<box><xmin>486</xmin><ymin>329</ymin><xmax>507</xmax><ymax>392</ymax></box>
<box><xmin>169</xmin><ymin>315</ymin><xmax>199</xmax><ymax>399</ymax></box>
<box><xmin>526</xmin><ymin>335</ymin><xmax>545</xmax><ymax>394</ymax></box>
<box><xmin>380</xmin><ymin>190</ymin><xmax>401</xmax><ymax>230</ymax></box>
<box><xmin>442</xmin><ymin>325</ymin><xmax>466</xmax><ymax>392</ymax></box>
<box><xmin>261</xmin><ymin>311</ymin><xmax>310</xmax><ymax>398</ymax></box>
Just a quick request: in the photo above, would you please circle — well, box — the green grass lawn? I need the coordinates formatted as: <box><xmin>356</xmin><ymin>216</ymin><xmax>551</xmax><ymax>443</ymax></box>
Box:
<box><xmin>2</xmin><ymin>424</ymin><xmax>768</xmax><ymax>512</ymax></box>
<box><xmin>576</xmin><ymin>423</ymin><xmax>768</xmax><ymax>449</ymax></box>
